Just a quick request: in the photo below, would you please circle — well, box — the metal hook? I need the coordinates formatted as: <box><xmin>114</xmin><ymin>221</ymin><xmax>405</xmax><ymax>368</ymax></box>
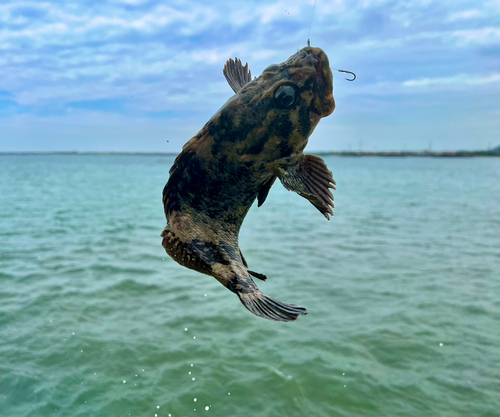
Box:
<box><xmin>337</xmin><ymin>69</ymin><xmax>356</xmax><ymax>81</ymax></box>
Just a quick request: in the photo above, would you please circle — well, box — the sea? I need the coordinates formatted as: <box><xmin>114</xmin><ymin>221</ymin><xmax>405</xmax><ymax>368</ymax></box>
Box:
<box><xmin>0</xmin><ymin>154</ymin><xmax>499</xmax><ymax>417</ymax></box>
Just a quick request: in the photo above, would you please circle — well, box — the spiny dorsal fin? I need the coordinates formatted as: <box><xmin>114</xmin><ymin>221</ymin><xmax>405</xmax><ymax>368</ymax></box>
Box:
<box><xmin>223</xmin><ymin>58</ymin><xmax>252</xmax><ymax>93</ymax></box>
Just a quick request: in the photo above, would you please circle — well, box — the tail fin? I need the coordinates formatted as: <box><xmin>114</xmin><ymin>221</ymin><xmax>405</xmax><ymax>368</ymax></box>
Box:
<box><xmin>237</xmin><ymin>290</ymin><xmax>307</xmax><ymax>322</ymax></box>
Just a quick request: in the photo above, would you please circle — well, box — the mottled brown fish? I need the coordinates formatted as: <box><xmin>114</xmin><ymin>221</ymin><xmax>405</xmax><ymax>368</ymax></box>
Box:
<box><xmin>161</xmin><ymin>46</ymin><xmax>336</xmax><ymax>322</ymax></box>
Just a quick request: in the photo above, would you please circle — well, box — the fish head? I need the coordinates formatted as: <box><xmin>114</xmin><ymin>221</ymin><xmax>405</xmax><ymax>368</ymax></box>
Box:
<box><xmin>223</xmin><ymin>47</ymin><xmax>335</xmax><ymax>149</ymax></box>
<box><xmin>209</xmin><ymin>47</ymin><xmax>335</xmax><ymax>161</ymax></box>
<box><xmin>259</xmin><ymin>47</ymin><xmax>334</xmax><ymax>117</ymax></box>
<box><xmin>273</xmin><ymin>46</ymin><xmax>335</xmax><ymax>120</ymax></box>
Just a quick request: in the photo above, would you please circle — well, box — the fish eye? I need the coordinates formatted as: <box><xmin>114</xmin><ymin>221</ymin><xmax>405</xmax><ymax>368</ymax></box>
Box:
<box><xmin>273</xmin><ymin>84</ymin><xmax>298</xmax><ymax>109</ymax></box>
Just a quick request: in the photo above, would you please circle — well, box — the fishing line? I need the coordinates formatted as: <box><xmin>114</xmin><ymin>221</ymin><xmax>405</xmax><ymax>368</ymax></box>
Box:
<box><xmin>305</xmin><ymin>0</ymin><xmax>356</xmax><ymax>81</ymax></box>
<box><xmin>307</xmin><ymin>0</ymin><xmax>317</xmax><ymax>47</ymax></box>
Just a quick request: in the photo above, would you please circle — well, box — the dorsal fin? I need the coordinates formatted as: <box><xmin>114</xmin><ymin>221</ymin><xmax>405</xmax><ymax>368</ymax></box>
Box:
<box><xmin>223</xmin><ymin>58</ymin><xmax>252</xmax><ymax>93</ymax></box>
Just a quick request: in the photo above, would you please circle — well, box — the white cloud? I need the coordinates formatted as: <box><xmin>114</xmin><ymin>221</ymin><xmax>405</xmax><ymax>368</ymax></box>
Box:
<box><xmin>0</xmin><ymin>22</ymin><xmax>69</xmax><ymax>40</ymax></box>
<box><xmin>1</xmin><ymin>0</ymin><xmax>500</xmax><ymax>151</ymax></box>
<box><xmin>114</xmin><ymin>0</ymin><xmax>149</xmax><ymax>4</ymax></box>
<box><xmin>403</xmin><ymin>73</ymin><xmax>500</xmax><ymax>87</ymax></box>
<box><xmin>256</xmin><ymin>1</ymin><xmax>302</xmax><ymax>24</ymax></box>
<box><xmin>359</xmin><ymin>0</ymin><xmax>390</xmax><ymax>8</ymax></box>
<box><xmin>453</xmin><ymin>27</ymin><xmax>500</xmax><ymax>45</ymax></box>
<box><xmin>316</xmin><ymin>0</ymin><xmax>345</xmax><ymax>15</ymax></box>
<box><xmin>447</xmin><ymin>9</ymin><xmax>482</xmax><ymax>21</ymax></box>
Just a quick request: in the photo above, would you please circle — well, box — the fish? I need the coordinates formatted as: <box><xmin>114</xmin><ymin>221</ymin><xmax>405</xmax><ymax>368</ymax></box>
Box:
<box><xmin>161</xmin><ymin>46</ymin><xmax>336</xmax><ymax>322</ymax></box>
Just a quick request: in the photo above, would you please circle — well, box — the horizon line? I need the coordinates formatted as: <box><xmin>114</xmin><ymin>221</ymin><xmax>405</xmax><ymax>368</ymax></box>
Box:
<box><xmin>1</xmin><ymin>148</ymin><xmax>499</xmax><ymax>156</ymax></box>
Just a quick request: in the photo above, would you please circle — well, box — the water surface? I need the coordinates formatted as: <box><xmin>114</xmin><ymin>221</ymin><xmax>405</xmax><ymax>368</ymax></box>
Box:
<box><xmin>1</xmin><ymin>155</ymin><xmax>499</xmax><ymax>416</ymax></box>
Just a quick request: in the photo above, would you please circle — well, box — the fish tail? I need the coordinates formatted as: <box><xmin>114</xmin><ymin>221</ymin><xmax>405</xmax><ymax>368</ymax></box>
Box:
<box><xmin>236</xmin><ymin>289</ymin><xmax>307</xmax><ymax>322</ymax></box>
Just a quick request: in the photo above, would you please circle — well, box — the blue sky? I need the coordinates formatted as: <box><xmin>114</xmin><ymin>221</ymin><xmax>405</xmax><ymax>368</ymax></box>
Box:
<box><xmin>0</xmin><ymin>0</ymin><xmax>499</xmax><ymax>152</ymax></box>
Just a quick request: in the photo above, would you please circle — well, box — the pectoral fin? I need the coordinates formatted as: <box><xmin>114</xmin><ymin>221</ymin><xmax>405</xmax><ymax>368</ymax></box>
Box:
<box><xmin>276</xmin><ymin>154</ymin><xmax>336</xmax><ymax>220</ymax></box>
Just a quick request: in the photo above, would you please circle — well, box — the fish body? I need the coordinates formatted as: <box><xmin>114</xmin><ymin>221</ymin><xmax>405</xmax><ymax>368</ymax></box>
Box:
<box><xmin>162</xmin><ymin>46</ymin><xmax>336</xmax><ymax>322</ymax></box>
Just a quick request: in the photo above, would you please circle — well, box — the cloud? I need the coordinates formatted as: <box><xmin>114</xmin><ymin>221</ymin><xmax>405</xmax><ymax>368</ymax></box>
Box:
<box><xmin>403</xmin><ymin>73</ymin><xmax>500</xmax><ymax>87</ymax></box>
<box><xmin>447</xmin><ymin>9</ymin><xmax>482</xmax><ymax>21</ymax></box>
<box><xmin>1</xmin><ymin>0</ymin><xmax>500</xmax><ymax>151</ymax></box>
<box><xmin>453</xmin><ymin>27</ymin><xmax>500</xmax><ymax>45</ymax></box>
<box><xmin>255</xmin><ymin>0</ymin><xmax>303</xmax><ymax>24</ymax></box>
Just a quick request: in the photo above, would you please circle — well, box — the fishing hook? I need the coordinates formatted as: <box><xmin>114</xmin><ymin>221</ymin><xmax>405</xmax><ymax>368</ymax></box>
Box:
<box><xmin>336</xmin><ymin>69</ymin><xmax>356</xmax><ymax>81</ymax></box>
<box><xmin>304</xmin><ymin>41</ymin><xmax>356</xmax><ymax>81</ymax></box>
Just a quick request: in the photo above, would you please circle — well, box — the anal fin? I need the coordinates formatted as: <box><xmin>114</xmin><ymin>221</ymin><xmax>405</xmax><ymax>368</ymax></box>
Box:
<box><xmin>239</xmin><ymin>248</ymin><xmax>267</xmax><ymax>281</ymax></box>
<box><xmin>248</xmin><ymin>270</ymin><xmax>267</xmax><ymax>281</ymax></box>
<box><xmin>276</xmin><ymin>154</ymin><xmax>336</xmax><ymax>220</ymax></box>
<box><xmin>161</xmin><ymin>227</ymin><xmax>212</xmax><ymax>275</ymax></box>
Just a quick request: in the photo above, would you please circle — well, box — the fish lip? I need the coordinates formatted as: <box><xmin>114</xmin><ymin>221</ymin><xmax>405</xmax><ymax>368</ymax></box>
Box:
<box><xmin>299</xmin><ymin>46</ymin><xmax>335</xmax><ymax>117</ymax></box>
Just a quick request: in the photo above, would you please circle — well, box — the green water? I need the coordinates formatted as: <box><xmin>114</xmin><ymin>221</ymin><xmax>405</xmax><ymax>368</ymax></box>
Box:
<box><xmin>1</xmin><ymin>155</ymin><xmax>499</xmax><ymax>417</ymax></box>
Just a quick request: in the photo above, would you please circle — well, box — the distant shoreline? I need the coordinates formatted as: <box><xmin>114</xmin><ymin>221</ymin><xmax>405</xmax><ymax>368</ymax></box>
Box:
<box><xmin>1</xmin><ymin>150</ymin><xmax>499</xmax><ymax>157</ymax></box>
<box><xmin>317</xmin><ymin>150</ymin><xmax>500</xmax><ymax>158</ymax></box>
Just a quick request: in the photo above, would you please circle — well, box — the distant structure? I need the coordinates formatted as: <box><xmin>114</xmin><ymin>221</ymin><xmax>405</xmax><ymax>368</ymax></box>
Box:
<box><xmin>2</xmin><ymin>146</ymin><xmax>499</xmax><ymax>158</ymax></box>
<box><xmin>319</xmin><ymin>144</ymin><xmax>500</xmax><ymax>158</ymax></box>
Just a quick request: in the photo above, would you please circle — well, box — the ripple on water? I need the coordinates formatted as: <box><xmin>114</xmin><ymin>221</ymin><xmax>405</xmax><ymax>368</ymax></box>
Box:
<box><xmin>1</xmin><ymin>155</ymin><xmax>500</xmax><ymax>417</ymax></box>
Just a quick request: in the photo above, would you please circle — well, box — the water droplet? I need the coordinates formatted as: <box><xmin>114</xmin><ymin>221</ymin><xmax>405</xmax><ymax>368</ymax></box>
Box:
<box><xmin>184</xmin><ymin>328</ymin><xmax>188</xmax><ymax>331</ymax></box>
<box><xmin>228</xmin><ymin>392</ymin><xmax>230</xmax><ymax>395</ymax></box>
<box><xmin>142</xmin><ymin>369</ymin><xmax>145</xmax><ymax>372</ymax></box>
<box><xmin>204</xmin><ymin>294</ymin><xmax>207</xmax><ymax>297</ymax></box>
<box><xmin>194</xmin><ymin>398</ymin><xmax>197</xmax><ymax>402</ymax></box>
<box><xmin>157</xmin><ymin>405</ymin><xmax>160</xmax><ymax>408</ymax></box>
<box><xmin>205</xmin><ymin>406</ymin><xmax>209</xmax><ymax>410</ymax></box>
<box><xmin>439</xmin><ymin>342</ymin><xmax>444</xmax><ymax>347</ymax></box>
<box><xmin>193</xmin><ymin>336</ymin><xmax>196</xmax><ymax>339</ymax></box>
<box><xmin>191</xmin><ymin>364</ymin><xmax>194</xmax><ymax>367</ymax></box>
<box><xmin>81</xmin><ymin>350</ymin><xmax>83</xmax><ymax>353</ymax></box>
<box><xmin>123</xmin><ymin>380</ymin><xmax>126</xmax><ymax>383</ymax></box>
<box><xmin>342</xmin><ymin>373</ymin><xmax>345</xmax><ymax>375</ymax></box>
<box><xmin>72</xmin><ymin>332</ymin><xmax>75</xmax><ymax>335</ymax></box>
<box><xmin>192</xmin><ymin>377</ymin><xmax>195</xmax><ymax>381</ymax></box>
<box><xmin>344</xmin><ymin>385</ymin><xmax>346</xmax><ymax>387</ymax></box>
<box><xmin>189</xmin><ymin>372</ymin><xmax>191</xmax><ymax>375</ymax></box>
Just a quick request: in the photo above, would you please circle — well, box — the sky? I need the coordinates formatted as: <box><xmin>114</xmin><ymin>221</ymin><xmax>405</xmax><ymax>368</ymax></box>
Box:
<box><xmin>0</xmin><ymin>0</ymin><xmax>499</xmax><ymax>152</ymax></box>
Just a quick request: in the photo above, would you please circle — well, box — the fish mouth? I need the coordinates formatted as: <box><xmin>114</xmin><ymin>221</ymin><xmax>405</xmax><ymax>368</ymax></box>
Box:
<box><xmin>299</xmin><ymin>46</ymin><xmax>335</xmax><ymax>117</ymax></box>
